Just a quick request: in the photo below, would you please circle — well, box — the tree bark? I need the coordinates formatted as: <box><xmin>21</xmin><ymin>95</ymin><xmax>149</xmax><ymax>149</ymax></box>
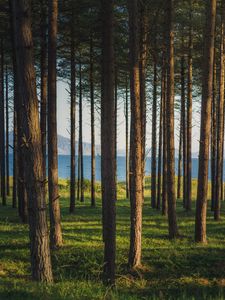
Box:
<box><xmin>195</xmin><ymin>0</ymin><xmax>217</xmax><ymax>243</ymax></box>
<box><xmin>125</xmin><ymin>76</ymin><xmax>130</xmax><ymax>199</ymax></box>
<box><xmin>79</xmin><ymin>61</ymin><xmax>84</xmax><ymax>203</ymax></box>
<box><xmin>101</xmin><ymin>0</ymin><xmax>116</xmax><ymax>285</ymax></box>
<box><xmin>128</xmin><ymin>0</ymin><xmax>143</xmax><ymax>268</ymax></box>
<box><xmin>5</xmin><ymin>67</ymin><xmax>10</xmax><ymax>196</ymax></box>
<box><xmin>11</xmin><ymin>0</ymin><xmax>53</xmax><ymax>282</ymax></box>
<box><xmin>214</xmin><ymin>0</ymin><xmax>225</xmax><ymax>221</ymax></box>
<box><xmin>48</xmin><ymin>0</ymin><xmax>62</xmax><ymax>248</ymax></box>
<box><xmin>177</xmin><ymin>115</ymin><xmax>182</xmax><ymax>200</ymax></box>
<box><xmin>166</xmin><ymin>0</ymin><xmax>179</xmax><ymax>238</ymax></box>
<box><xmin>186</xmin><ymin>0</ymin><xmax>193</xmax><ymax>211</ymax></box>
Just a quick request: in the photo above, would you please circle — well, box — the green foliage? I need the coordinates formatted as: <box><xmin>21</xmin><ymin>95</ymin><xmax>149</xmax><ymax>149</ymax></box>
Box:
<box><xmin>1</xmin><ymin>181</ymin><xmax>225</xmax><ymax>299</ymax></box>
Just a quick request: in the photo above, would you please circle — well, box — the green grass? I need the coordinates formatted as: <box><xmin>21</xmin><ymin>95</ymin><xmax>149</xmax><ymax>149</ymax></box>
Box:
<box><xmin>1</xmin><ymin>178</ymin><xmax>225</xmax><ymax>299</ymax></box>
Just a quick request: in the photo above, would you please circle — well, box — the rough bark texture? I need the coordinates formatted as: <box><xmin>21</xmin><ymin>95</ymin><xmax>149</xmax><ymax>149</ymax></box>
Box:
<box><xmin>177</xmin><ymin>115</ymin><xmax>182</xmax><ymax>200</ymax></box>
<box><xmin>214</xmin><ymin>1</ymin><xmax>225</xmax><ymax>221</ymax></box>
<box><xmin>5</xmin><ymin>68</ymin><xmax>10</xmax><ymax>196</ymax></box>
<box><xmin>40</xmin><ymin>0</ymin><xmax>47</xmax><ymax>200</ymax></box>
<box><xmin>48</xmin><ymin>0</ymin><xmax>63</xmax><ymax>248</ymax></box>
<box><xmin>12</xmin><ymin>92</ymin><xmax>18</xmax><ymax>208</ymax></box>
<box><xmin>128</xmin><ymin>0</ymin><xmax>143</xmax><ymax>268</ymax></box>
<box><xmin>70</xmin><ymin>5</ymin><xmax>76</xmax><ymax>213</ymax></box>
<box><xmin>195</xmin><ymin>0</ymin><xmax>216</xmax><ymax>243</ymax></box>
<box><xmin>11</xmin><ymin>0</ymin><xmax>53</xmax><ymax>282</ymax></box>
<box><xmin>186</xmin><ymin>0</ymin><xmax>193</xmax><ymax>211</ymax></box>
<box><xmin>166</xmin><ymin>0</ymin><xmax>179</xmax><ymax>238</ymax></box>
<box><xmin>101</xmin><ymin>0</ymin><xmax>116</xmax><ymax>285</ymax></box>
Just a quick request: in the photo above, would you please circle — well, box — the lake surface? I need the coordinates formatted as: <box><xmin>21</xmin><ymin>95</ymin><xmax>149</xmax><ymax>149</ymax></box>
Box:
<box><xmin>8</xmin><ymin>154</ymin><xmax>221</xmax><ymax>181</ymax></box>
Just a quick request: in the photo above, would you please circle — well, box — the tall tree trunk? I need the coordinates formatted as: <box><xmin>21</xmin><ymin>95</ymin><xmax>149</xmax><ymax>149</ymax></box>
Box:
<box><xmin>157</xmin><ymin>67</ymin><xmax>164</xmax><ymax>210</ymax></box>
<box><xmin>79</xmin><ymin>62</ymin><xmax>84</xmax><ymax>203</ymax></box>
<box><xmin>195</xmin><ymin>0</ymin><xmax>217</xmax><ymax>243</ymax></box>
<box><xmin>139</xmin><ymin>5</ymin><xmax>147</xmax><ymax>200</ymax></box>
<box><xmin>125</xmin><ymin>76</ymin><xmax>130</xmax><ymax>199</ymax></box>
<box><xmin>11</xmin><ymin>0</ymin><xmax>53</xmax><ymax>282</ymax></box>
<box><xmin>128</xmin><ymin>0</ymin><xmax>143</xmax><ymax>268</ymax></box>
<box><xmin>0</xmin><ymin>40</ymin><xmax>6</xmax><ymax>206</ymax></box>
<box><xmin>211</xmin><ymin>56</ymin><xmax>217</xmax><ymax>211</ymax></box>
<box><xmin>214</xmin><ymin>1</ymin><xmax>225</xmax><ymax>221</ymax></box>
<box><xmin>90</xmin><ymin>32</ymin><xmax>95</xmax><ymax>207</ymax></box>
<box><xmin>162</xmin><ymin>57</ymin><xmax>168</xmax><ymax>216</ymax></box>
<box><xmin>166</xmin><ymin>0</ymin><xmax>179</xmax><ymax>238</ymax></box>
<box><xmin>70</xmin><ymin>4</ymin><xmax>76</xmax><ymax>213</ymax></box>
<box><xmin>177</xmin><ymin>116</ymin><xmax>182</xmax><ymax>200</ymax></box>
<box><xmin>48</xmin><ymin>0</ymin><xmax>62</xmax><ymax>248</ymax></box>
<box><xmin>101</xmin><ymin>0</ymin><xmax>116</xmax><ymax>285</ymax></box>
<box><xmin>40</xmin><ymin>0</ymin><xmax>47</xmax><ymax>200</ymax></box>
<box><xmin>5</xmin><ymin>67</ymin><xmax>10</xmax><ymax>196</ymax></box>
<box><xmin>181</xmin><ymin>45</ymin><xmax>187</xmax><ymax>209</ymax></box>
<box><xmin>151</xmin><ymin>56</ymin><xmax>157</xmax><ymax>209</ymax></box>
<box><xmin>115</xmin><ymin>67</ymin><xmax>117</xmax><ymax>189</ymax></box>
<box><xmin>186</xmin><ymin>0</ymin><xmax>193</xmax><ymax>211</ymax></box>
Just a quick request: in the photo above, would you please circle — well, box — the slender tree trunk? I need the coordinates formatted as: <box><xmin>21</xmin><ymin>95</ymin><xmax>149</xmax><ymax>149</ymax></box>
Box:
<box><xmin>166</xmin><ymin>0</ymin><xmax>179</xmax><ymax>238</ymax></box>
<box><xmin>79</xmin><ymin>62</ymin><xmax>84</xmax><ymax>203</ymax></box>
<box><xmin>90</xmin><ymin>32</ymin><xmax>95</xmax><ymax>207</ymax></box>
<box><xmin>5</xmin><ymin>67</ymin><xmax>10</xmax><ymax>196</ymax></box>
<box><xmin>77</xmin><ymin>145</ymin><xmax>80</xmax><ymax>201</ymax></box>
<box><xmin>139</xmin><ymin>5</ymin><xmax>147</xmax><ymax>200</ymax></box>
<box><xmin>211</xmin><ymin>56</ymin><xmax>217</xmax><ymax>211</ymax></box>
<box><xmin>115</xmin><ymin>67</ymin><xmax>117</xmax><ymax>189</ymax></box>
<box><xmin>101</xmin><ymin>0</ymin><xmax>116</xmax><ymax>285</ymax></box>
<box><xmin>195</xmin><ymin>0</ymin><xmax>217</xmax><ymax>243</ymax></box>
<box><xmin>128</xmin><ymin>0</ymin><xmax>143</xmax><ymax>268</ymax></box>
<box><xmin>177</xmin><ymin>116</ymin><xmax>182</xmax><ymax>200</ymax></box>
<box><xmin>214</xmin><ymin>1</ymin><xmax>225</xmax><ymax>221</ymax></box>
<box><xmin>70</xmin><ymin>5</ymin><xmax>76</xmax><ymax>213</ymax></box>
<box><xmin>11</xmin><ymin>0</ymin><xmax>53</xmax><ymax>282</ymax></box>
<box><xmin>181</xmin><ymin>46</ymin><xmax>187</xmax><ymax>209</ymax></box>
<box><xmin>151</xmin><ymin>57</ymin><xmax>157</xmax><ymax>209</ymax></box>
<box><xmin>48</xmin><ymin>0</ymin><xmax>62</xmax><ymax>248</ymax></box>
<box><xmin>125</xmin><ymin>76</ymin><xmax>130</xmax><ymax>199</ymax></box>
<box><xmin>157</xmin><ymin>68</ymin><xmax>164</xmax><ymax>210</ymax></box>
<box><xmin>186</xmin><ymin>0</ymin><xmax>193</xmax><ymax>211</ymax></box>
<box><xmin>0</xmin><ymin>40</ymin><xmax>6</xmax><ymax>206</ymax></box>
<box><xmin>162</xmin><ymin>58</ymin><xmax>168</xmax><ymax>216</ymax></box>
<box><xmin>40</xmin><ymin>0</ymin><xmax>47</xmax><ymax>200</ymax></box>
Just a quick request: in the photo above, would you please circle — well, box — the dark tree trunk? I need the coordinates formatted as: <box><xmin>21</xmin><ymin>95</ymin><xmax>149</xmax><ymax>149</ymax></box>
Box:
<box><xmin>128</xmin><ymin>0</ymin><xmax>143</xmax><ymax>268</ymax></box>
<box><xmin>48</xmin><ymin>0</ymin><xmax>62</xmax><ymax>248</ymax></box>
<box><xmin>195</xmin><ymin>0</ymin><xmax>217</xmax><ymax>243</ymax></box>
<box><xmin>177</xmin><ymin>116</ymin><xmax>182</xmax><ymax>200</ymax></box>
<box><xmin>5</xmin><ymin>67</ymin><xmax>10</xmax><ymax>196</ymax></box>
<box><xmin>151</xmin><ymin>57</ymin><xmax>157</xmax><ymax>209</ymax></box>
<box><xmin>157</xmin><ymin>67</ymin><xmax>164</xmax><ymax>210</ymax></box>
<box><xmin>181</xmin><ymin>47</ymin><xmax>187</xmax><ymax>209</ymax></box>
<box><xmin>12</xmin><ymin>89</ymin><xmax>18</xmax><ymax>209</ymax></box>
<box><xmin>70</xmin><ymin>4</ymin><xmax>76</xmax><ymax>213</ymax></box>
<box><xmin>101</xmin><ymin>0</ymin><xmax>116</xmax><ymax>285</ymax></box>
<box><xmin>211</xmin><ymin>56</ymin><xmax>217</xmax><ymax>211</ymax></box>
<box><xmin>186</xmin><ymin>0</ymin><xmax>193</xmax><ymax>211</ymax></box>
<box><xmin>125</xmin><ymin>76</ymin><xmax>130</xmax><ymax>199</ymax></box>
<box><xmin>214</xmin><ymin>0</ymin><xmax>225</xmax><ymax>221</ymax></box>
<box><xmin>90</xmin><ymin>32</ymin><xmax>96</xmax><ymax>207</ymax></box>
<box><xmin>40</xmin><ymin>0</ymin><xmax>47</xmax><ymax>200</ymax></box>
<box><xmin>79</xmin><ymin>62</ymin><xmax>84</xmax><ymax>203</ymax></box>
<box><xmin>166</xmin><ymin>0</ymin><xmax>179</xmax><ymax>238</ymax></box>
<box><xmin>11</xmin><ymin>0</ymin><xmax>53</xmax><ymax>282</ymax></box>
<box><xmin>0</xmin><ymin>41</ymin><xmax>6</xmax><ymax>206</ymax></box>
<box><xmin>115</xmin><ymin>67</ymin><xmax>117</xmax><ymax>189</ymax></box>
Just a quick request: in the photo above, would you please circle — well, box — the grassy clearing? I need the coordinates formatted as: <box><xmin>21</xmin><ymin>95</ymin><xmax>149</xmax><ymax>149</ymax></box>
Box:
<box><xmin>0</xmin><ymin>178</ymin><xmax>225</xmax><ymax>299</ymax></box>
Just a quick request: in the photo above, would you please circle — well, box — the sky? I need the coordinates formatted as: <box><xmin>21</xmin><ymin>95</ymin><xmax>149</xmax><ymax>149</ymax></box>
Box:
<box><xmin>57</xmin><ymin>79</ymin><xmax>201</xmax><ymax>155</ymax></box>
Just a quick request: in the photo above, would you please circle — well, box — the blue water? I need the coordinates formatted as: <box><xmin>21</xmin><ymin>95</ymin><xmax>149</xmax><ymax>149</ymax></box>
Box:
<box><xmin>8</xmin><ymin>154</ymin><xmax>218</xmax><ymax>181</ymax></box>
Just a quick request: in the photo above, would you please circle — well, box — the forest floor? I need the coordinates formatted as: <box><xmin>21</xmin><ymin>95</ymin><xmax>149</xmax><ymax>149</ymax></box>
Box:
<box><xmin>1</xmin><ymin>178</ymin><xmax>225</xmax><ymax>299</ymax></box>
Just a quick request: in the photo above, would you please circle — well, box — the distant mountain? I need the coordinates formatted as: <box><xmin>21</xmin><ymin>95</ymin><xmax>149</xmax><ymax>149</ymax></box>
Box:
<box><xmin>8</xmin><ymin>132</ymin><xmax>199</xmax><ymax>157</ymax></box>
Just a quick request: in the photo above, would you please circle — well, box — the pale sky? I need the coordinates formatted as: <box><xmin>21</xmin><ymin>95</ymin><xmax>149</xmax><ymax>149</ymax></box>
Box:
<box><xmin>57</xmin><ymin>80</ymin><xmax>201</xmax><ymax>155</ymax></box>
